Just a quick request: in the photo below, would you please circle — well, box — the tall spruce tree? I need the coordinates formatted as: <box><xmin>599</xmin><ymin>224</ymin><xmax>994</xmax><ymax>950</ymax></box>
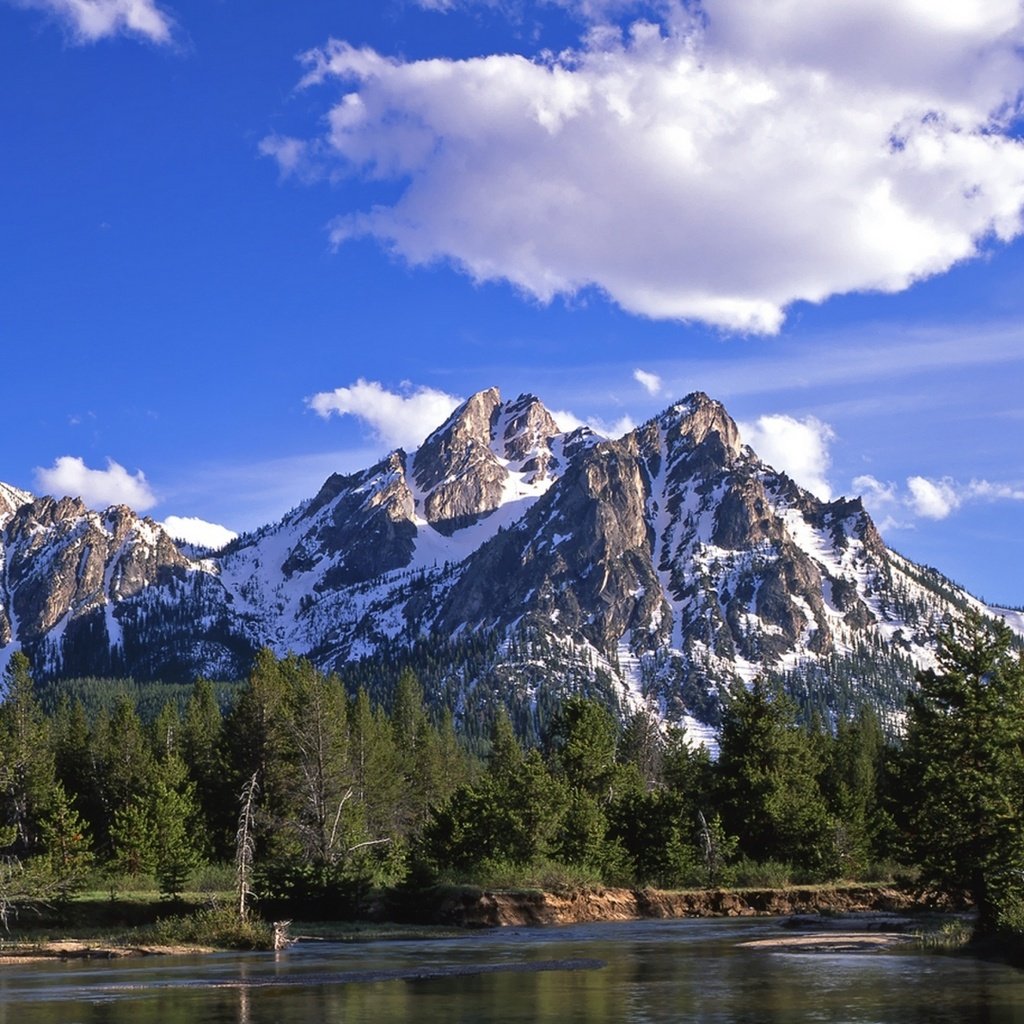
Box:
<box><xmin>715</xmin><ymin>679</ymin><xmax>832</xmax><ymax>872</ymax></box>
<box><xmin>0</xmin><ymin>653</ymin><xmax>56</xmax><ymax>853</ymax></box>
<box><xmin>903</xmin><ymin>613</ymin><xmax>1024</xmax><ymax>935</ymax></box>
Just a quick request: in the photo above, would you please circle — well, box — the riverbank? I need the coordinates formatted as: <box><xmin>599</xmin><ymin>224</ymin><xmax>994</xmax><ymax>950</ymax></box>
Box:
<box><xmin>0</xmin><ymin>882</ymin><xmax>947</xmax><ymax>960</ymax></box>
<box><xmin>380</xmin><ymin>881</ymin><xmax>935</xmax><ymax>928</ymax></box>
<box><xmin>0</xmin><ymin>939</ymin><xmax>216</xmax><ymax>962</ymax></box>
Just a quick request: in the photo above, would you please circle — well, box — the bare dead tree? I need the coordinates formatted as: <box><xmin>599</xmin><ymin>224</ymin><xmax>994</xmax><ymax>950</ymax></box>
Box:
<box><xmin>235</xmin><ymin>772</ymin><xmax>259</xmax><ymax>923</ymax></box>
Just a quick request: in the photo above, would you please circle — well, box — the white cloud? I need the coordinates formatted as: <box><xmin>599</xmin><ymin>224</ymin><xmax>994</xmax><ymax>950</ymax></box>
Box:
<box><xmin>854</xmin><ymin>472</ymin><xmax>1024</xmax><ymax>526</ymax></box>
<box><xmin>852</xmin><ymin>474</ymin><xmax>899</xmax><ymax>509</ymax></box>
<box><xmin>10</xmin><ymin>0</ymin><xmax>174</xmax><ymax>44</ymax></box>
<box><xmin>34</xmin><ymin>456</ymin><xmax>157</xmax><ymax>511</ymax></box>
<box><xmin>161</xmin><ymin>515</ymin><xmax>237</xmax><ymax>550</ymax></box>
<box><xmin>550</xmin><ymin>408</ymin><xmax>634</xmax><ymax>437</ymax></box>
<box><xmin>269</xmin><ymin>2</ymin><xmax>1024</xmax><ymax>332</ymax></box>
<box><xmin>257</xmin><ymin>135</ymin><xmax>323</xmax><ymax>182</ymax></box>
<box><xmin>967</xmin><ymin>479</ymin><xmax>1024</xmax><ymax>502</ymax></box>
<box><xmin>633</xmin><ymin>368</ymin><xmax>662</xmax><ymax>395</ymax></box>
<box><xmin>851</xmin><ymin>473</ymin><xmax>907</xmax><ymax>531</ymax></box>
<box><xmin>550</xmin><ymin>408</ymin><xmax>587</xmax><ymax>432</ymax></box>
<box><xmin>907</xmin><ymin>475</ymin><xmax>962</xmax><ymax>519</ymax></box>
<box><xmin>412</xmin><ymin>0</ymin><xmax>665</xmax><ymax>21</ymax></box>
<box><xmin>739</xmin><ymin>414</ymin><xmax>835</xmax><ymax>500</ymax></box>
<box><xmin>308</xmin><ymin>379</ymin><xmax>464</xmax><ymax>451</ymax></box>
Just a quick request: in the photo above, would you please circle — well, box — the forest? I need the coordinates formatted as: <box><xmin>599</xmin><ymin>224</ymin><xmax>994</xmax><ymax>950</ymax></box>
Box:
<box><xmin>0</xmin><ymin>613</ymin><xmax>1021</xmax><ymax>943</ymax></box>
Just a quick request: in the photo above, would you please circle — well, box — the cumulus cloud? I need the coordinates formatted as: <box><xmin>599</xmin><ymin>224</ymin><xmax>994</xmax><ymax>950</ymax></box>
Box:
<box><xmin>266</xmin><ymin>1</ymin><xmax>1024</xmax><ymax>332</ymax></box>
<box><xmin>9</xmin><ymin>0</ymin><xmax>175</xmax><ymax>44</ymax></box>
<box><xmin>906</xmin><ymin>475</ymin><xmax>962</xmax><ymax>520</ymax></box>
<box><xmin>852</xmin><ymin>474</ymin><xmax>907</xmax><ymax>531</ymax></box>
<box><xmin>633</xmin><ymin>368</ymin><xmax>662</xmax><ymax>395</ymax></box>
<box><xmin>414</xmin><ymin>0</ymin><xmax>655</xmax><ymax>15</ymax></box>
<box><xmin>739</xmin><ymin>414</ymin><xmax>835</xmax><ymax>500</ymax></box>
<box><xmin>308</xmin><ymin>379</ymin><xmax>464</xmax><ymax>451</ymax></box>
<box><xmin>34</xmin><ymin>456</ymin><xmax>157</xmax><ymax>511</ymax></box>
<box><xmin>550</xmin><ymin>408</ymin><xmax>634</xmax><ymax>437</ymax></box>
<box><xmin>161</xmin><ymin>515</ymin><xmax>238</xmax><ymax>550</ymax></box>
<box><xmin>855</xmin><ymin>472</ymin><xmax>1024</xmax><ymax>525</ymax></box>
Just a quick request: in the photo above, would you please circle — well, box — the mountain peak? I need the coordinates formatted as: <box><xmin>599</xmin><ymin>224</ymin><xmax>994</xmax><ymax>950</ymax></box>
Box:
<box><xmin>410</xmin><ymin>388</ymin><xmax>566</xmax><ymax>536</ymax></box>
<box><xmin>0</xmin><ymin>482</ymin><xmax>33</xmax><ymax>528</ymax></box>
<box><xmin>1</xmin><ymin>386</ymin><xmax>1008</xmax><ymax>738</ymax></box>
<box><xmin>661</xmin><ymin>391</ymin><xmax>741</xmax><ymax>452</ymax></box>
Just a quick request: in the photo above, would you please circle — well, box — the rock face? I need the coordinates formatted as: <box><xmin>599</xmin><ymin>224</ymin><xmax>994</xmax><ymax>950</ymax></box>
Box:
<box><xmin>412</xmin><ymin>389</ymin><xmax>565</xmax><ymax>534</ymax></box>
<box><xmin>0</xmin><ymin>483</ymin><xmax>32</xmax><ymax>528</ymax></box>
<box><xmin>0</xmin><ymin>388</ymin><xmax>1010</xmax><ymax>733</ymax></box>
<box><xmin>281</xmin><ymin>452</ymin><xmax>417</xmax><ymax>587</ymax></box>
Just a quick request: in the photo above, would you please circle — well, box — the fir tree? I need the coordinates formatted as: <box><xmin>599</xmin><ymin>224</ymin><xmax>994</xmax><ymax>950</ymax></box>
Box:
<box><xmin>903</xmin><ymin>613</ymin><xmax>1024</xmax><ymax>935</ymax></box>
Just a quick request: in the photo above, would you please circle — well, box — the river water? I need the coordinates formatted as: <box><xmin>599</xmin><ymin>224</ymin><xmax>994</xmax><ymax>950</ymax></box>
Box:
<box><xmin>2</xmin><ymin>917</ymin><xmax>1024</xmax><ymax>1024</ymax></box>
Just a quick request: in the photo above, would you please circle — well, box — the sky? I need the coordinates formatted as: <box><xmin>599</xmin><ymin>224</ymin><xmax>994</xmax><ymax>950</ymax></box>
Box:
<box><xmin>1</xmin><ymin>0</ymin><xmax>1022</xmax><ymax>606</ymax></box>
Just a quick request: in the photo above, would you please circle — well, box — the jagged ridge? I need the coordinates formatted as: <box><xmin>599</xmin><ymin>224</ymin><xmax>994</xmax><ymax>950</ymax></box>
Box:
<box><xmin>0</xmin><ymin>389</ymin><xmax>1013</xmax><ymax>734</ymax></box>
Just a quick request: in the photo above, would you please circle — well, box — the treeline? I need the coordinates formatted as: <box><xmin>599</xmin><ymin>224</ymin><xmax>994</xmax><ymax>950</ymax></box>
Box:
<box><xmin>0</xmin><ymin>612</ymin><xmax>1021</xmax><ymax>939</ymax></box>
<box><xmin>0</xmin><ymin>649</ymin><xmax>898</xmax><ymax>916</ymax></box>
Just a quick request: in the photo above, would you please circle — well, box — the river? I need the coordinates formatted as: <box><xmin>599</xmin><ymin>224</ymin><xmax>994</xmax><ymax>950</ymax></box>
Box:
<box><xmin>1</xmin><ymin>917</ymin><xmax>1022</xmax><ymax>1023</ymax></box>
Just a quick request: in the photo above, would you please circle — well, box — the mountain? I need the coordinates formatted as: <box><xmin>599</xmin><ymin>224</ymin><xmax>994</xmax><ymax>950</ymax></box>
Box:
<box><xmin>0</xmin><ymin>390</ymin><xmax>1015</xmax><ymax>737</ymax></box>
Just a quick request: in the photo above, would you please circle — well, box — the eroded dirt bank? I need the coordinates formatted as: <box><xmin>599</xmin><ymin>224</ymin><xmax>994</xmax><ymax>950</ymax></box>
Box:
<box><xmin>431</xmin><ymin>885</ymin><xmax>923</xmax><ymax>928</ymax></box>
<box><xmin>0</xmin><ymin>940</ymin><xmax>215</xmax><ymax>963</ymax></box>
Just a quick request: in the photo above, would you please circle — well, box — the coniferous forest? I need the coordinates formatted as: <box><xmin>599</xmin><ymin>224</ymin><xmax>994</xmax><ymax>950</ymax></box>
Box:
<box><xmin>0</xmin><ymin>612</ymin><xmax>1021</xmax><ymax>945</ymax></box>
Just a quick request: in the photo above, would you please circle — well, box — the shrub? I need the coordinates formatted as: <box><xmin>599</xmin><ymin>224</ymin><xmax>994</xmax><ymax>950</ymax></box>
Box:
<box><xmin>147</xmin><ymin>905</ymin><xmax>273</xmax><ymax>949</ymax></box>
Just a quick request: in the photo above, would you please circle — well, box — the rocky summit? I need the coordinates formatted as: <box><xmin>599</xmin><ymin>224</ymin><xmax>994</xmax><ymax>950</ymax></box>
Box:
<box><xmin>0</xmin><ymin>390</ymin><xmax>1018</xmax><ymax>736</ymax></box>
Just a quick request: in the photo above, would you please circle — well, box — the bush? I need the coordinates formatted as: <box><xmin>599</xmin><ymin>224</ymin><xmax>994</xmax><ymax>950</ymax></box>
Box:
<box><xmin>146</xmin><ymin>905</ymin><xmax>273</xmax><ymax>949</ymax></box>
<box><xmin>853</xmin><ymin>859</ymin><xmax>907</xmax><ymax>884</ymax></box>
<box><xmin>730</xmin><ymin>858</ymin><xmax>795</xmax><ymax>888</ymax></box>
<box><xmin>191</xmin><ymin>862</ymin><xmax>236</xmax><ymax>894</ymax></box>
<box><xmin>442</xmin><ymin>857</ymin><xmax>604</xmax><ymax>894</ymax></box>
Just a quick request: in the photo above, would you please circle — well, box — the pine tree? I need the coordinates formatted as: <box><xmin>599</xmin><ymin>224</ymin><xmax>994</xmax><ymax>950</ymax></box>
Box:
<box><xmin>903</xmin><ymin>613</ymin><xmax>1024</xmax><ymax>935</ymax></box>
<box><xmin>149</xmin><ymin>754</ymin><xmax>202</xmax><ymax>902</ymax></box>
<box><xmin>38</xmin><ymin>781</ymin><xmax>94</xmax><ymax>902</ymax></box>
<box><xmin>545</xmin><ymin>696</ymin><xmax>619</xmax><ymax>800</ymax></box>
<box><xmin>95</xmin><ymin>694</ymin><xmax>155</xmax><ymax>829</ymax></box>
<box><xmin>0</xmin><ymin>652</ymin><xmax>56</xmax><ymax>853</ymax></box>
<box><xmin>715</xmin><ymin>679</ymin><xmax>832</xmax><ymax>872</ymax></box>
<box><xmin>109</xmin><ymin>797</ymin><xmax>157</xmax><ymax>878</ymax></box>
<box><xmin>282</xmin><ymin>659</ymin><xmax>351</xmax><ymax>870</ymax></box>
<box><xmin>182</xmin><ymin>678</ymin><xmax>229</xmax><ymax>855</ymax></box>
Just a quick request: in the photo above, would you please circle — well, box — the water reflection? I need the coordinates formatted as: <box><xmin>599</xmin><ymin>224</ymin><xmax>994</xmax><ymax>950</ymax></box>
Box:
<box><xmin>2</xmin><ymin>919</ymin><xmax>1024</xmax><ymax>1024</ymax></box>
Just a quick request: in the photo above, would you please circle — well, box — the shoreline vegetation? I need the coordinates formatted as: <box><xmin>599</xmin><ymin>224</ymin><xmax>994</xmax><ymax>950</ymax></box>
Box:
<box><xmin>0</xmin><ymin>880</ymin><xmax>964</xmax><ymax>961</ymax></box>
<box><xmin>0</xmin><ymin>615</ymin><xmax>1020</xmax><ymax>969</ymax></box>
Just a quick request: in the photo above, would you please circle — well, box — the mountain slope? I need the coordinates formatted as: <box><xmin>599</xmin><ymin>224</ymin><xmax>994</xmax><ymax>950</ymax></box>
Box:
<box><xmin>0</xmin><ymin>389</ymin><xmax>1013</xmax><ymax>734</ymax></box>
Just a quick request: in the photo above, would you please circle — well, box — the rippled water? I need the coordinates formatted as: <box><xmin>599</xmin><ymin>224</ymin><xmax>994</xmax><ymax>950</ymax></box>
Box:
<box><xmin>3</xmin><ymin>917</ymin><xmax>1024</xmax><ymax>1024</ymax></box>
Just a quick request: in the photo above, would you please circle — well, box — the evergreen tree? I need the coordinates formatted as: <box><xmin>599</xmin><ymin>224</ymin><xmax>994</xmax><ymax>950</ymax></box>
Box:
<box><xmin>181</xmin><ymin>678</ymin><xmax>229</xmax><ymax>855</ymax></box>
<box><xmin>109</xmin><ymin>797</ymin><xmax>157</xmax><ymax>878</ymax></box>
<box><xmin>52</xmin><ymin>697</ymin><xmax>99</xmax><ymax>821</ymax></box>
<box><xmin>390</xmin><ymin>669</ymin><xmax>439</xmax><ymax>835</ymax></box>
<box><xmin>151</xmin><ymin>701</ymin><xmax>181</xmax><ymax>760</ymax></box>
<box><xmin>545</xmin><ymin>696</ymin><xmax>619</xmax><ymax>800</ymax></box>
<box><xmin>0</xmin><ymin>652</ymin><xmax>56</xmax><ymax>853</ymax></box>
<box><xmin>715</xmin><ymin>679</ymin><xmax>833</xmax><ymax>873</ymax></box>
<box><xmin>903</xmin><ymin>613</ymin><xmax>1024</xmax><ymax>934</ymax></box>
<box><xmin>37</xmin><ymin>781</ymin><xmax>94</xmax><ymax>902</ymax></box>
<box><xmin>347</xmin><ymin>687</ymin><xmax>403</xmax><ymax>849</ymax></box>
<box><xmin>222</xmin><ymin>649</ymin><xmax>293</xmax><ymax>860</ymax></box>
<box><xmin>618</xmin><ymin>706</ymin><xmax>664</xmax><ymax>789</ymax></box>
<box><xmin>149</xmin><ymin>754</ymin><xmax>202</xmax><ymax>901</ymax></box>
<box><xmin>94</xmin><ymin>694</ymin><xmax>155</xmax><ymax>832</ymax></box>
<box><xmin>281</xmin><ymin>659</ymin><xmax>351</xmax><ymax>870</ymax></box>
<box><xmin>822</xmin><ymin>706</ymin><xmax>890</xmax><ymax>878</ymax></box>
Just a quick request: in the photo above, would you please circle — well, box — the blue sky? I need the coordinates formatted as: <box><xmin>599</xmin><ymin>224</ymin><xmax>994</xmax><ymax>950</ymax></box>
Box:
<box><xmin>1</xmin><ymin>0</ymin><xmax>1022</xmax><ymax>605</ymax></box>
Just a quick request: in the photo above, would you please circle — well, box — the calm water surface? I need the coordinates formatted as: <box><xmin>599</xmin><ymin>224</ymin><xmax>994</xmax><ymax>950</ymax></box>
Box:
<box><xmin>2</xmin><ymin>917</ymin><xmax>1024</xmax><ymax>1024</ymax></box>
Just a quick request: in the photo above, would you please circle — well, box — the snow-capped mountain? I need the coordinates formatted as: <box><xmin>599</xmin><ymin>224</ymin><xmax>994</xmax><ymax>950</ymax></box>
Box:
<box><xmin>0</xmin><ymin>390</ymin><xmax>1015</xmax><ymax>732</ymax></box>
